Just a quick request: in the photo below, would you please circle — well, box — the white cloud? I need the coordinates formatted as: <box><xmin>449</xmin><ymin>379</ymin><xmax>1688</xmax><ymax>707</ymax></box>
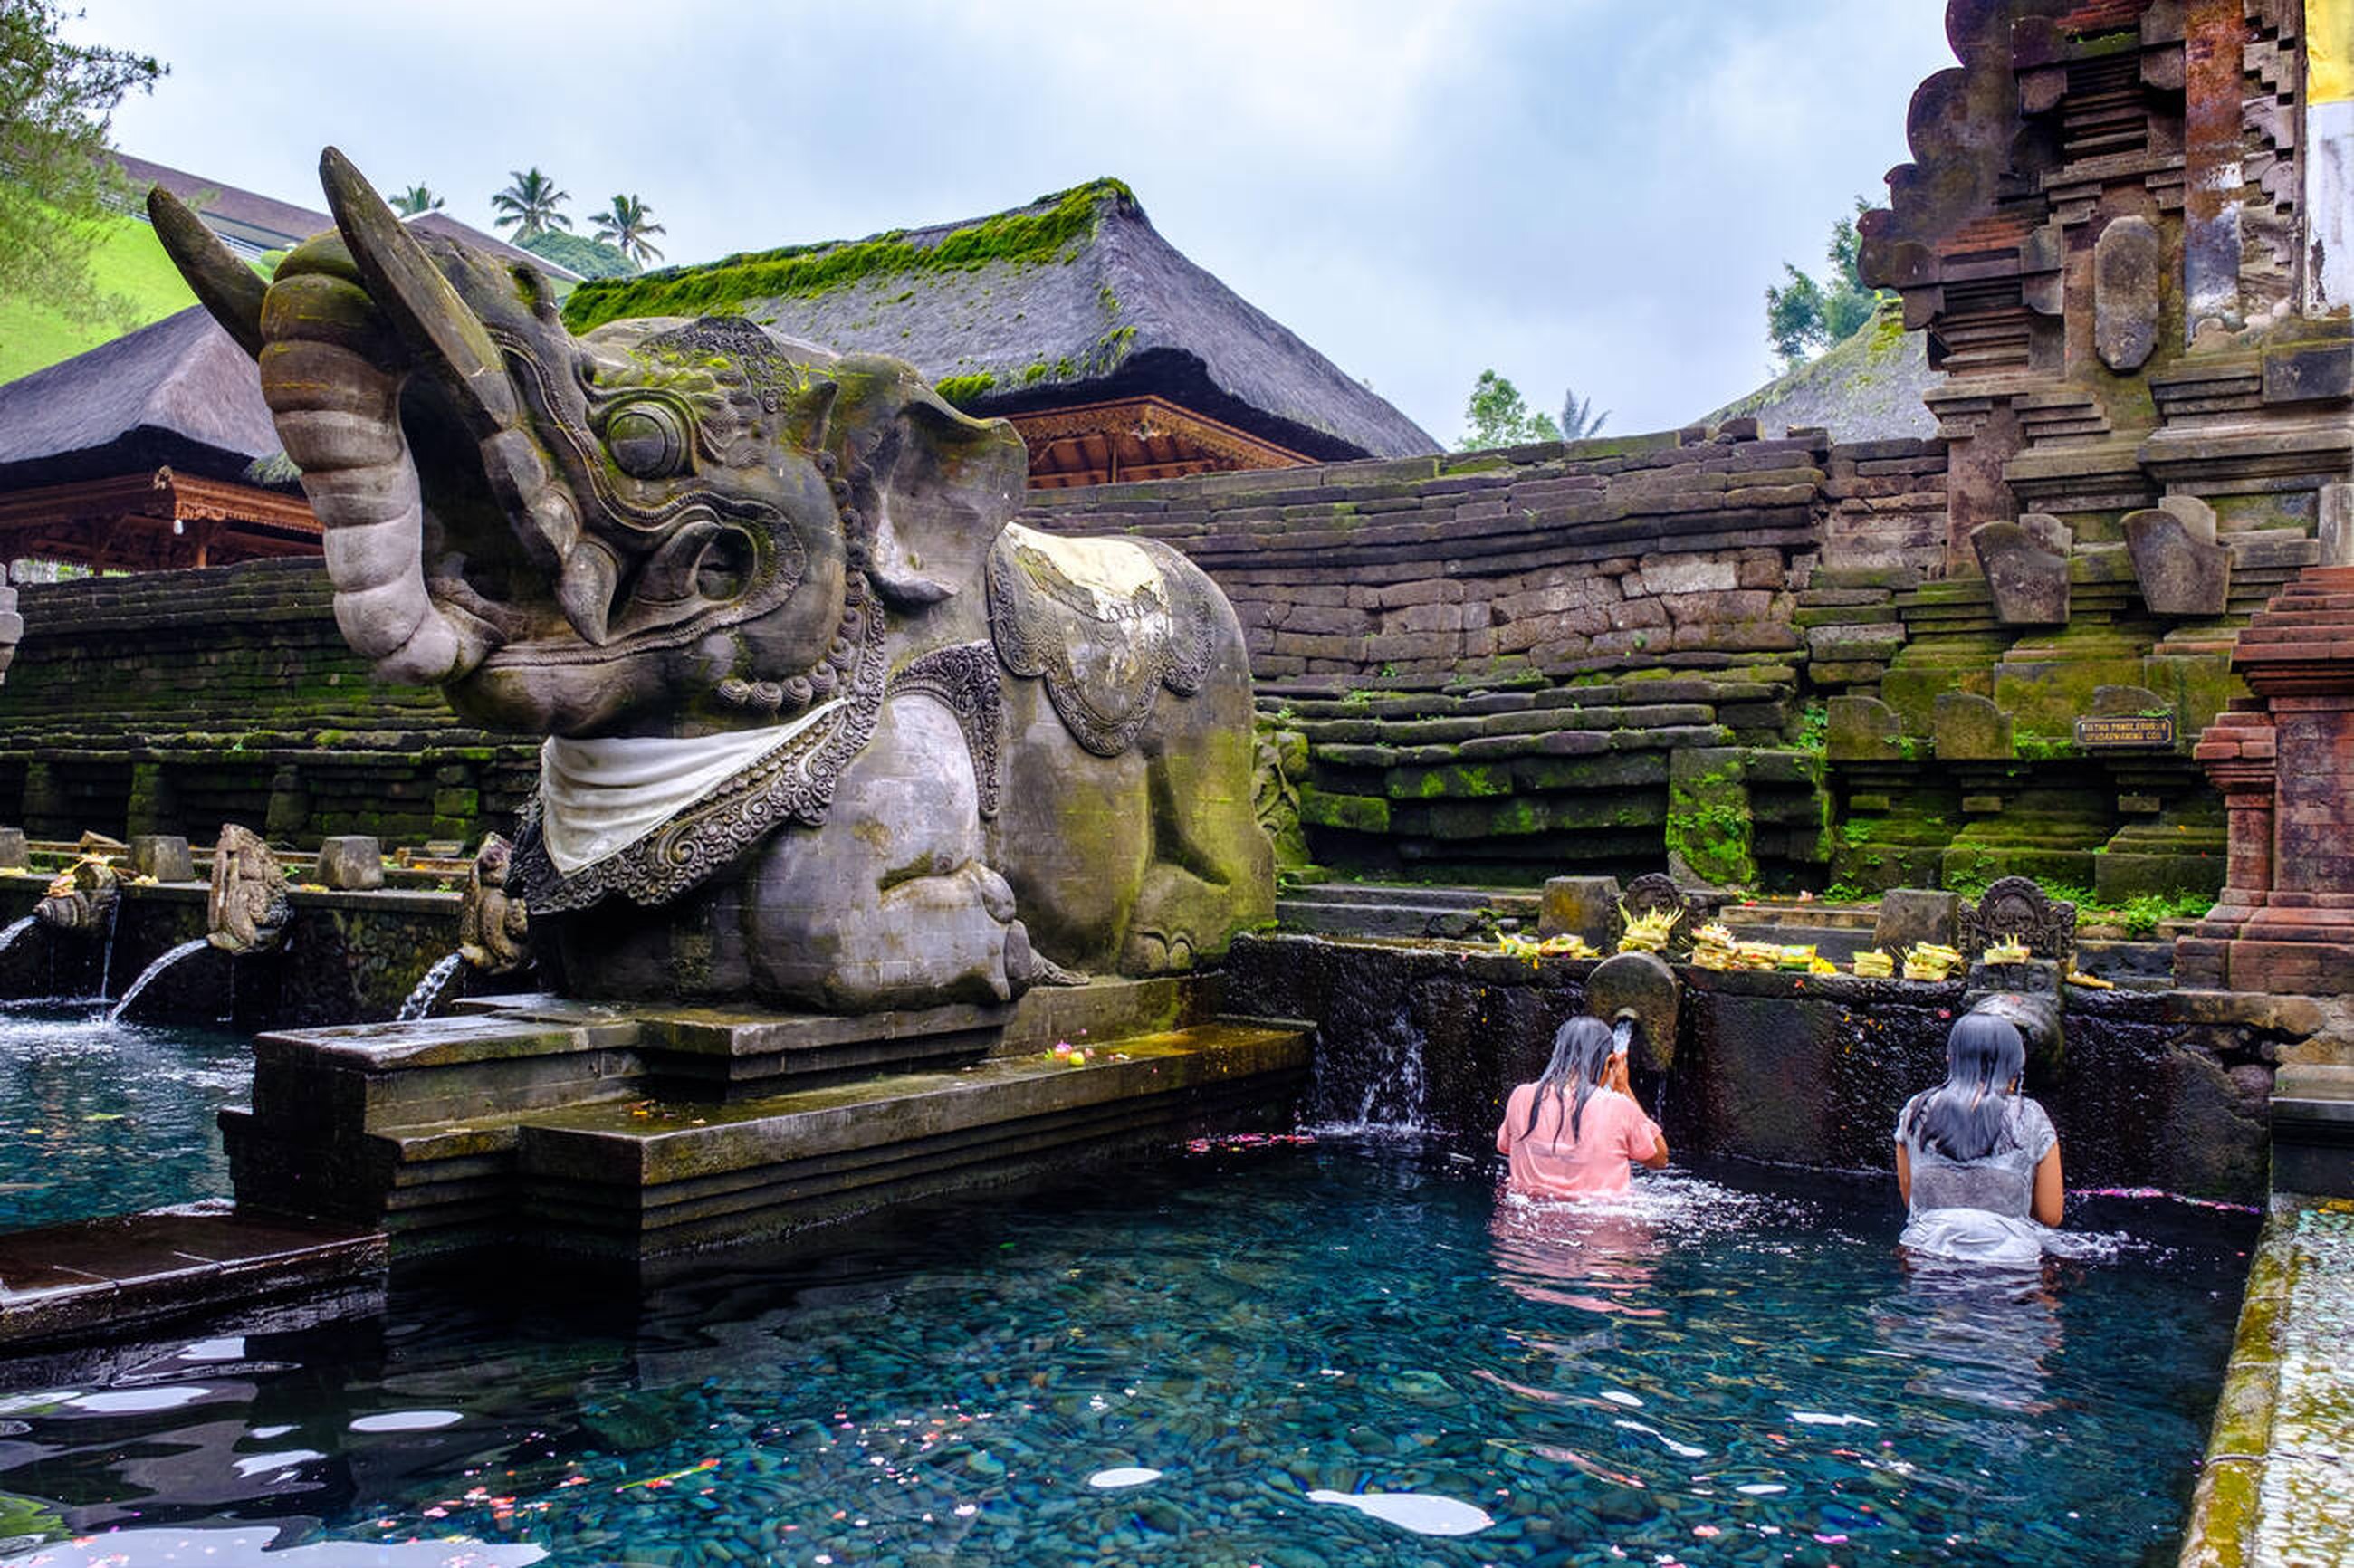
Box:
<box><xmin>72</xmin><ymin>0</ymin><xmax>1957</xmax><ymax>439</ymax></box>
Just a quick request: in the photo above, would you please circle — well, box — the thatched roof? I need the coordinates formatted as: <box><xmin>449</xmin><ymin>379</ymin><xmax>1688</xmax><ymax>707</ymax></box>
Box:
<box><xmin>0</xmin><ymin>307</ymin><xmax>288</xmax><ymax>491</ymax></box>
<box><xmin>119</xmin><ymin>155</ymin><xmax>582</xmax><ymax>282</ymax></box>
<box><xmin>1702</xmin><ymin>306</ymin><xmax>1938</xmax><ymax>444</ymax></box>
<box><xmin>565</xmin><ymin>180</ymin><xmax>1439</xmax><ymax>463</ymax></box>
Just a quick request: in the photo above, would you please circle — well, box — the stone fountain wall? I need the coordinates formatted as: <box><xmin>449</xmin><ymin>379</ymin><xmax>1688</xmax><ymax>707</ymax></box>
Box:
<box><xmin>1226</xmin><ymin>932</ymin><xmax>2311</xmax><ymax>1201</ymax></box>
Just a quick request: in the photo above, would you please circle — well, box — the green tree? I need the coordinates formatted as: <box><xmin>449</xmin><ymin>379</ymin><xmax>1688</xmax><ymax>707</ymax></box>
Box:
<box><xmin>590</xmin><ymin>193</ymin><xmax>665</xmax><ymax>265</ymax></box>
<box><xmin>490</xmin><ymin>167</ymin><xmax>570</xmax><ymax>241</ymax></box>
<box><xmin>1459</xmin><ymin>369</ymin><xmax>1563</xmax><ymax>450</ymax></box>
<box><xmin>1560</xmin><ymin>387</ymin><xmax>1609</xmax><ymax>439</ymax></box>
<box><xmin>519</xmin><ymin>228</ymin><xmax>636</xmax><ymax>280</ymax></box>
<box><xmin>1766</xmin><ymin>196</ymin><xmax>1890</xmax><ymax>364</ymax></box>
<box><xmin>389</xmin><ymin>184</ymin><xmax>443</xmax><ymax>216</ymax></box>
<box><xmin>0</xmin><ymin>1</ymin><xmax>165</xmax><ymax>328</ymax></box>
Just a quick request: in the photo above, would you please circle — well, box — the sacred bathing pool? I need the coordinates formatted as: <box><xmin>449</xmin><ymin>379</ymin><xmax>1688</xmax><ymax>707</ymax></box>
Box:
<box><xmin>0</xmin><ymin>4</ymin><xmax>2349</xmax><ymax>1564</ymax></box>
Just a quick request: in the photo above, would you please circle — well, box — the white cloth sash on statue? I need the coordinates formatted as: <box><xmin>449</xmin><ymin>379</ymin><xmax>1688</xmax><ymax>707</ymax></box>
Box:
<box><xmin>537</xmin><ymin>700</ymin><xmax>843</xmax><ymax>876</ymax></box>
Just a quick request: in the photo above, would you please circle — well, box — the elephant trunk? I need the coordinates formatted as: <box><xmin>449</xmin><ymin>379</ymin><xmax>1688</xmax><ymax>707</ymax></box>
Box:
<box><xmin>260</xmin><ymin>275</ymin><xmax>474</xmax><ymax>683</ymax></box>
<box><xmin>151</xmin><ymin>180</ymin><xmax>486</xmax><ymax>685</ymax></box>
<box><xmin>260</xmin><ymin>263</ymin><xmax>471</xmax><ymax>677</ymax></box>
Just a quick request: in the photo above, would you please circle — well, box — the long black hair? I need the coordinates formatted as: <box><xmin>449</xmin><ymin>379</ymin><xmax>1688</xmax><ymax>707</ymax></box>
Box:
<box><xmin>1522</xmin><ymin>1016</ymin><xmax>1620</xmax><ymax>1144</ymax></box>
<box><xmin>1900</xmin><ymin>1012</ymin><xmax>2028</xmax><ymax>1162</ymax></box>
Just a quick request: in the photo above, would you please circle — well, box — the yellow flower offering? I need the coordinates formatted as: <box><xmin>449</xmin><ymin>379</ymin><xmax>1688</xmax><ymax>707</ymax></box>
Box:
<box><xmin>1617</xmin><ymin>903</ymin><xmax>1679</xmax><ymax>954</ymax></box>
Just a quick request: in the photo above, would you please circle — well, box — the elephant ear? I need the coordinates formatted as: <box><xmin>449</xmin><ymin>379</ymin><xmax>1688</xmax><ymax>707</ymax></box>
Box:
<box><xmin>864</xmin><ymin>389</ymin><xmax>1029</xmax><ymax>608</ymax></box>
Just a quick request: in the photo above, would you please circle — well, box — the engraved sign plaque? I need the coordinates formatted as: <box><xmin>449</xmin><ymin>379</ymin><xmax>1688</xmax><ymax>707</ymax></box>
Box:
<box><xmin>2073</xmin><ymin>714</ymin><xmax>2176</xmax><ymax>749</ymax></box>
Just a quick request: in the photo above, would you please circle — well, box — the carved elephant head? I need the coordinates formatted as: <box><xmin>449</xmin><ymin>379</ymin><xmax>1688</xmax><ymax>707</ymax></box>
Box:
<box><xmin>154</xmin><ymin>150</ymin><xmax>1028</xmax><ymax>739</ymax></box>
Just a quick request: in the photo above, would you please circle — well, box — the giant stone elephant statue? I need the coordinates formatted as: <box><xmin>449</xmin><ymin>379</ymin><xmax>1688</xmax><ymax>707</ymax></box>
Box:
<box><xmin>154</xmin><ymin>150</ymin><xmax>1273</xmax><ymax>1012</ymax></box>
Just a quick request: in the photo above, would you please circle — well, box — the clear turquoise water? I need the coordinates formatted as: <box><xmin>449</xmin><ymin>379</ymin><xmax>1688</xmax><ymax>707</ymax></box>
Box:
<box><xmin>0</xmin><ymin>1002</ymin><xmax>247</xmax><ymax>1231</ymax></box>
<box><xmin>0</xmin><ymin>1141</ymin><xmax>2250</xmax><ymax>1567</ymax></box>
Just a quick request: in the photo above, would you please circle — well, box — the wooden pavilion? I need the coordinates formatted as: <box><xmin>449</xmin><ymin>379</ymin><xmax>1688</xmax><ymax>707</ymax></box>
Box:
<box><xmin>0</xmin><ymin>308</ymin><xmax>317</xmax><ymax>571</ymax></box>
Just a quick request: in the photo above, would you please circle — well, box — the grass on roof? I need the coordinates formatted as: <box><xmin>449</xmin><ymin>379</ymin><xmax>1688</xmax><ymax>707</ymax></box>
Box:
<box><xmin>0</xmin><ymin>210</ymin><xmax>203</xmax><ymax>384</ymax></box>
<box><xmin>562</xmin><ymin>178</ymin><xmax>1133</xmax><ymax>334</ymax></box>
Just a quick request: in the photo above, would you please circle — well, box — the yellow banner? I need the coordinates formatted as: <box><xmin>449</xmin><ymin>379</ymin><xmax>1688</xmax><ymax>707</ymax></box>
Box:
<box><xmin>2315</xmin><ymin>0</ymin><xmax>2354</xmax><ymax>104</ymax></box>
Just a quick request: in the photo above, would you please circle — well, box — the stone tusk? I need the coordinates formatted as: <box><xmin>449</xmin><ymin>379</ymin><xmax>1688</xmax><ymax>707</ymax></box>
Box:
<box><xmin>317</xmin><ymin>146</ymin><xmax>517</xmax><ymax>433</ymax></box>
<box><xmin>147</xmin><ymin>186</ymin><xmax>267</xmax><ymax>357</ymax></box>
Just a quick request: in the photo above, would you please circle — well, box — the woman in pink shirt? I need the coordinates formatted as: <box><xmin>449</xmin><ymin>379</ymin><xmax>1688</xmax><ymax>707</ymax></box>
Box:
<box><xmin>1496</xmin><ymin>1017</ymin><xmax>1670</xmax><ymax>1197</ymax></box>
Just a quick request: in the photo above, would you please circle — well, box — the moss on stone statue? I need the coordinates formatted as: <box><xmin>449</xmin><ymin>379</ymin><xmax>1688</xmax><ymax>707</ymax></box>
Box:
<box><xmin>935</xmin><ymin>372</ymin><xmax>997</xmax><ymax>407</ymax></box>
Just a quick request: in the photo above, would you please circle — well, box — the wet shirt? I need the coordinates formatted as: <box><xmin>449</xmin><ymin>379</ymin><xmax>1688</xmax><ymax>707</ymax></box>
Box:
<box><xmin>1496</xmin><ymin>1085</ymin><xmax>1659</xmax><ymax>1198</ymax></box>
<box><xmin>1896</xmin><ymin>1093</ymin><xmax>2057</xmax><ymax>1265</ymax></box>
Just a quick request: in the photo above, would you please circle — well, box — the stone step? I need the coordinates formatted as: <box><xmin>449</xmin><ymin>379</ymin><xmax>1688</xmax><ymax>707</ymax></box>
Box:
<box><xmin>1718</xmin><ymin>900</ymin><xmax>1881</xmax><ymax>931</ymax></box>
<box><xmin>1277</xmin><ymin>883</ymin><xmax>1542</xmax><ymax>939</ymax></box>
<box><xmin>0</xmin><ymin>1203</ymin><xmax>385</xmax><ymax>1354</ymax></box>
<box><xmin>1717</xmin><ymin>919</ymin><xmax>1874</xmax><ymax>960</ymax></box>
<box><xmin>504</xmin><ymin>1022</ymin><xmax>1312</xmax><ymax>1257</ymax></box>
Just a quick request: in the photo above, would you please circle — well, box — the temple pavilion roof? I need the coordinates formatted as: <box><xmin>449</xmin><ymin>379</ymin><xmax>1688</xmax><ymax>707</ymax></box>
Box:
<box><xmin>562</xmin><ymin>179</ymin><xmax>1440</xmax><ymax>486</ymax></box>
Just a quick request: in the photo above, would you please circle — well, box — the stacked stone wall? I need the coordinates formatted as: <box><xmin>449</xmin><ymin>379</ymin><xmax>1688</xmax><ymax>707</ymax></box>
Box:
<box><xmin>1015</xmin><ymin>425</ymin><xmax>1944</xmax><ymax>884</ymax></box>
<box><xmin>0</xmin><ymin>560</ymin><xmax>537</xmax><ymax>848</ymax></box>
<box><xmin>1022</xmin><ymin>425</ymin><xmax>1947</xmax><ymax>685</ymax></box>
<box><xmin>0</xmin><ymin>429</ymin><xmax>1952</xmax><ymax>886</ymax></box>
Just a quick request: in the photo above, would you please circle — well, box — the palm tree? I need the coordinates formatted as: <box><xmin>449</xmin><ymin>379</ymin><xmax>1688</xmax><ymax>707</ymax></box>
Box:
<box><xmin>593</xmin><ymin>194</ymin><xmax>666</xmax><ymax>265</ymax></box>
<box><xmin>1560</xmin><ymin>387</ymin><xmax>1610</xmax><ymax>440</ymax></box>
<box><xmin>490</xmin><ymin>168</ymin><xmax>571</xmax><ymax>241</ymax></box>
<box><xmin>389</xmin><ymin>184</ymin><xmax>444</xmax><ymax>216</ymax></box>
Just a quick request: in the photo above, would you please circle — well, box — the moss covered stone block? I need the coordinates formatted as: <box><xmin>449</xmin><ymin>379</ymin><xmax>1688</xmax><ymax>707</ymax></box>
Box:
<box><xmin>1382</xmin><ymin>761</ymin><xmax>1515</xmax><ymax>800</ymax></box>
<box><xmin>1667</xmin><ymin>748</ymin><xmax>1756</xmax><ymax>888</ymax></box>
<box><xmin>1298</xmin><ymin>788</ymin><xmax>1391</xmax><ymax>835</ymax></box>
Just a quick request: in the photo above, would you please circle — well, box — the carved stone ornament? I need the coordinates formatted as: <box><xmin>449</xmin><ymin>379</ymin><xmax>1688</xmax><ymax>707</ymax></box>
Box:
<box><xmin>987</xmin><ymin>526</ymin><xmax>1216</xmax><ymax>759</ymax></box>
<box><xmin>457</xmin><ymin>833</ymin><xmax>532</xmax><ymax>975</ymax></box>
<box><xmin>1616</xmin><ymin>872</ymin><xmax>1698</xmax><ymax>956</ymax></box>
<box><xmin>206</xmin><ymin>822</ymin><xmax>291</xmax><ymax>954</ymax></box>
<box><xmin>1962</xmin><ymin>875</ymin><xmax>2076</xmax><ymax>966</ymax></box>
<box><xmin>34</xmin><ymin>856</ymin><xmax>120</xmax><ymax>934</ymax></box>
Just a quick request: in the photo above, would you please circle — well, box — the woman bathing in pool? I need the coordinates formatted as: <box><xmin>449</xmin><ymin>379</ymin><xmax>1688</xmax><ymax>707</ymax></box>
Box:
<box><xmin>1894</xmin><ymin>1013</ymin><xmax>2065</xmax><ymax>1266</ymax></box>
<box><xmin>1496</xmin><ymin>1017</ymin><xmax>1670</xmax><ymax>1198</ymax></box>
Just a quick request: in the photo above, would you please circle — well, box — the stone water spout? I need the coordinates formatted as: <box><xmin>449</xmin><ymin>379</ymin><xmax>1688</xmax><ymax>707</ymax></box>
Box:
<box><xmin>1957</xmin><ymin>875</ymin><xmax>2072</xmax><ymax>1066</ymax></box>
<box><xmin>206</xmin><ymin>824</ymin><xmax>291</xmax><ymax>954</ymax></box>
<box><xmin>401</xmin><ymin>834</ymin><xmax>534</xmax><ymax>1020</ymax></box>
<box><xmin>1586</xmin><ymin>950</ymin><xmax>1679</xmax><ymax>1073</ymax></box>
<box><xmin>456</xmin><ymin>834</ymin><xmax>531</xmax><ymax>976</ymax></box>
<box><xmin>35</xmin><ymin>855</ymin><xmax>120</xmax><ymax>934</ymax></box>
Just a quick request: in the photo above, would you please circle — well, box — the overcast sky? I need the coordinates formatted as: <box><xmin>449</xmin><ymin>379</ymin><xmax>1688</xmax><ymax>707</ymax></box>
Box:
<box><xmin>72</xmin><ymin>1</ymin><xmax>1959</xmax><ymax>445</ymax></box>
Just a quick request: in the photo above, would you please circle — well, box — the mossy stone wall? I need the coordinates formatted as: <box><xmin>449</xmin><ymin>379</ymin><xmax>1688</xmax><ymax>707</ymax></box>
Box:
<box><xmin>0</xmin><ymin>560</ymin><xmax>537</xmax><ymax>850</ymax></box>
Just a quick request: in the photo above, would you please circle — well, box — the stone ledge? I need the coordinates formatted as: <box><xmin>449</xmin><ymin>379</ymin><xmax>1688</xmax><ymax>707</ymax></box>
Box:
<box><xmin>2178</xmin><ymin>1201</ymin><xmax>2354</xmax><ymax>1568</ymax></box>
<box><xmin>0</xmin><ymin>1202</ymin><xmax>385</xmax><ymax>1352</ymax></box>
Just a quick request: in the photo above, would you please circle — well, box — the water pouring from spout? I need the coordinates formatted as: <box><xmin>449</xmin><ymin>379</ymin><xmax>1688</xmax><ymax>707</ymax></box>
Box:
<box><xmin>397</xmin><ymin>951</ymin><xmax>466</xmax><ymax>1021</ymax></box>
<box><xmin>109</xmin><ymin>937</ymin><xmax>213</xmax><ymax>1023</ymax></box>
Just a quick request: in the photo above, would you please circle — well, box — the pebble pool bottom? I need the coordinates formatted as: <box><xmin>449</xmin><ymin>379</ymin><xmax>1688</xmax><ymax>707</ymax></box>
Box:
<box><xmin>0</xmin><ymin>1002</ymin><xmax>246</xmax><ymax>1231</ymax></box>
<box><xmin>0</xmin><ymin>1140</ymin><xmax>2251</xmax><ymax>1568</ymax></box>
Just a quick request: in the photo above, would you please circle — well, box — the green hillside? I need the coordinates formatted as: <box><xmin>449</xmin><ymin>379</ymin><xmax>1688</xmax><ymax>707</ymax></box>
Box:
<box><xmin>0</xmin><ymin>211</ymin><xmax>201</xmax><ymax>385</ymax></box>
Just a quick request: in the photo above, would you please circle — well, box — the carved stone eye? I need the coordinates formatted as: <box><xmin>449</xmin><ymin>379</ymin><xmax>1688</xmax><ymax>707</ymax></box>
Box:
<box><xmin>607</xmin><ymin>401</ymin><xmax>687</xmax><ymax>479</ymax></box>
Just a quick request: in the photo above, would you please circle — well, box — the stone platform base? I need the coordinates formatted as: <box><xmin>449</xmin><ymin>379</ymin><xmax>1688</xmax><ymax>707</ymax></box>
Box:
<box><xmin>222</xmin><ymin>978</ymin><xmax>1309</xmax><ymax>1263</ymax></box>
<box><xmin>0</xmin><ymin>1203</ymin><xmax>384</xmax><ymax>1362</ymax></box>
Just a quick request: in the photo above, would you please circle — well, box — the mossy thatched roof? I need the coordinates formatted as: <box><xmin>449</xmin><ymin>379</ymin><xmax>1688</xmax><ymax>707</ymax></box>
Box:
<box><xmin>565</xmin><ymin>179</ymin><xmax>1438</xmax><ymax>463</ymax></box>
